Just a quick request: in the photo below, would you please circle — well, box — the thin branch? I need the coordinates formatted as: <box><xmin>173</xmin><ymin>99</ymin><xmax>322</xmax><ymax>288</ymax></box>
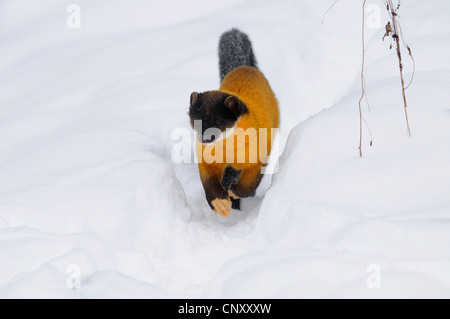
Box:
<box><xmin>358</xmin><ymin>0</ymin><xmax>367</xmax><ymax>157</ymax></box>
<box><xmin>321</xmin><ymin>0</ymin><xmax>339</xmax><ymax>26</ymax></box>
<box><xmin>363</xmin><ymin>114</ymin><xmax>373</xmax><ymax>146</ymax></box>
<box><xmin>363</xmin><ymin>76</ymin><xmax>371</xmax><ymax>112</ymax></box>
<box><xmin>387</xmin><ymin>0</ymin><xmax>412</xmax><ymax>136</ymax></box>
<box><xmin>397</xmin><ymin>22</ymin><xmax>416</xmax><ymax>89</ymax></box>
<box><xmin>405</xmin><ymin>51</ymin><xmax>416</xmax><ymax>89</ymax></box>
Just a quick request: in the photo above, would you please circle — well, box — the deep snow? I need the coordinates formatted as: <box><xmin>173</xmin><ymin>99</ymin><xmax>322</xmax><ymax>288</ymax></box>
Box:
<box><xmin>0</xmin><ymin>0</ymin><xmax>449</xmax><ymax>298</ymax></box>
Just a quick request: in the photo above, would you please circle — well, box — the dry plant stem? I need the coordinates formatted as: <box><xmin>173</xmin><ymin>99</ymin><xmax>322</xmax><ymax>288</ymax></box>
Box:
<box><xmin>322</xmin><ymin>0</ymin><xmax>339</xmax><ymax>26</ymax></box>
<box><xmin>388</xmin><ymin>0</ymin><xmax>412</xmax><ymax>136</ymax></box>
<box><xmin>358</xmin><ymin>0</ymin><xmax>367</xmax><ymax>157</ymax></box>
<box><xmin>397</xmin><ymin>22</ymin><xmax>416</xmax><ymax>89</ymax></box>
<box><xmin>321</xmin><ymin>0</ymin><xmax>371</xmax><ymax>156</ymax></box>
<box><xmin>405</xmin><ymin>52</ymin><xmax>415</xmax><ymax>89</ymax></box>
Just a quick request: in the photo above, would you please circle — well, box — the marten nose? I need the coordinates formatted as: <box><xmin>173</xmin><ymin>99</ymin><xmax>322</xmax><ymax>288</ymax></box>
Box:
<box><xmin>202</xmin><ymin>135</ymin><xmax>216</xmax><ymax>144</ymax></box>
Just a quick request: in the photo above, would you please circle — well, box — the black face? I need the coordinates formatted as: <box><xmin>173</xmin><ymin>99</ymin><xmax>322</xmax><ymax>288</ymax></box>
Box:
<box><xmin>189</xmin><ymin>91</ymin><xmax>248</xmax><ymax>144</ymax></box>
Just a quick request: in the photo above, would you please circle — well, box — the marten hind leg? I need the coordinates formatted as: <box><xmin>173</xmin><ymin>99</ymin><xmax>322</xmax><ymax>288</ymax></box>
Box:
<box><xmin>229</xmin><ymin>166</ymin><xmax>263</xmax><ymax>199</ymax></box>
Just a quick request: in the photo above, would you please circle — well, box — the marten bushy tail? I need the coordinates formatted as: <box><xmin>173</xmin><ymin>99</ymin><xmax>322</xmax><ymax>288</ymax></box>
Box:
<box><xmin>218</xmin><ymin>29</ymin><xmax>258</xmax><ymax>82</ymax></box>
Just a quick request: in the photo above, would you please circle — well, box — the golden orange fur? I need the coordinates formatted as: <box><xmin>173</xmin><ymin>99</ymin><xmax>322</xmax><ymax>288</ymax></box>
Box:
<box><xmin>196</xmin><ymin>66</ymin><xmax>279</xmax><ymax>201</ymax></box>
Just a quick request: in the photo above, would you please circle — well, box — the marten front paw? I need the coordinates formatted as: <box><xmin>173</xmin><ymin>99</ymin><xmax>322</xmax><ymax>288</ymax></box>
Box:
<box><xmin>212</xmin><ymin>198</ymin><xmax>232</xmax><ymax>217</ymax></box>
<box><xmin>228</xmin><ymin>190</ymin><xmax>240</xmax><ymax>200</ymax></box>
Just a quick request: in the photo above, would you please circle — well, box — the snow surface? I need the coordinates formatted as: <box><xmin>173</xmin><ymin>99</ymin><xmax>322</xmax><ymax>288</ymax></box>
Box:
<box><xmin>0</xmin><ymin>0</ymin><xmax>449</xmax><ymax>298</ymax></box>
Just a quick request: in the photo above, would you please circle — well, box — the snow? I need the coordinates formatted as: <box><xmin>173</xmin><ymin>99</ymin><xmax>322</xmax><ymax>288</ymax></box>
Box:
<box><xmin>0</xmin><ymin>0</ymin><xmax>449</xmax><ymax>298</ymax></box>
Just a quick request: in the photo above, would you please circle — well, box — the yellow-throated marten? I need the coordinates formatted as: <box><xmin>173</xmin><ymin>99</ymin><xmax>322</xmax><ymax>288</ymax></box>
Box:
<box><xmin>189</xmin><ymin>29</ymin><xmax>279</xmax><ymax>217</ymax></box>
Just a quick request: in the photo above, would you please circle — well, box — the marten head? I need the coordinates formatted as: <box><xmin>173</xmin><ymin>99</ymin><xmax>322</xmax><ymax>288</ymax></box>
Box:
<box><xmin>189</xmin><ymin>91</ymin><xmax>248</xmax><ymax>144</ymax></box>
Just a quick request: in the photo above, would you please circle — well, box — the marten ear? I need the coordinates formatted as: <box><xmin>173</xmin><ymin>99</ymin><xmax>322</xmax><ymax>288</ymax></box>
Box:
<box><xmin>224</xmin><ymin>95</ymin><xmax>248</xmax><ymax>118</ymax></box>
<box><xmin>190</xmin><ymin>92</ymin><xmax>199</xmax><ymax>106</ymax></box>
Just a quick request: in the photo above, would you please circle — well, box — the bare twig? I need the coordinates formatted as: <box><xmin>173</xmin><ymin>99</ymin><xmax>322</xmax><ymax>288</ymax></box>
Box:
<box><xmin>322</xmin><ymin>0</ymin><xmax>339</xmax><ymax>26</ymax></box>
<box><xmin>387</xmin><ymin>0</ymin><xmax>412</xmax><ymax>136</ymax></box>
<box><xmin>363</xmin><ymin>76</ymin><xmax>371</xmax><ymax>112</ymax></box>
<box><xmin>358</xmin><ymin>0</ymin><xmax>367</xmax><ymax>157</ymax></box>
<box><xmin>322</xmin><ymin>0</ymin><xmax>415</xmax><ymax>155</ymax></box>
<box><xmin>405</xmin><ymin>50</ymin><xmax>416</xmax><ymax>90</ymax></box>
<box><xmin>397</xmin><ymin>22</ymin><xmax>416</xmax><ymax>89</ymax></box>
